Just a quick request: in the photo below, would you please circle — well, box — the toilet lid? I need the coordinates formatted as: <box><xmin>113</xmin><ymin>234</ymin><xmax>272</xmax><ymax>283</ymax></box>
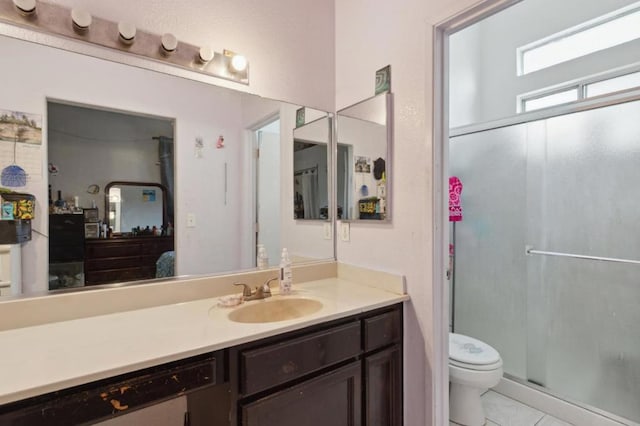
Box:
<box><xmin>449</xmin><ymin>333</ymin><xmax>501</xmax><ymax>365</ymax></box>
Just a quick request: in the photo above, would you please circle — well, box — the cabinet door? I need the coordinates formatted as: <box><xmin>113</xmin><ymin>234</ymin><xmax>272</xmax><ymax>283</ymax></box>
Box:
<box><xmin>365</xmin><ymin>345</ymin><xmax>402</xmax><ymax>426</ymax></box>
<box><xmin>241</xmin><ymin>361</ymin><xmax>361</xmax><ymax>426</ymax></box>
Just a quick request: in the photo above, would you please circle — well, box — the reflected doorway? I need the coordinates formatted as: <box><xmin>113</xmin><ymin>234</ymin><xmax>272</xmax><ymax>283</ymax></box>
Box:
<box><xmin>254</xmin><ymin>119</ymin><xmax>280</xmax><ymax>267</ymax></box>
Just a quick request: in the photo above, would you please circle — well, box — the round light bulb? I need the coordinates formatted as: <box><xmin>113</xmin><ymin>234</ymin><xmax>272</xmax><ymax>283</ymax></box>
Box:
<box><xmin>12</xmin><ymin>0</ymin><xmax>36</xmax><ymax>15</ymax></box>
<box><xmin>198</xmin><ymin>46</ymin><xmax>214</xmax><ymax>63</ymax></box>
<box><xmin>118</xmin><ymin>22</ymin><xmax>136</xmax><ymax>44</ymax></box>
<box><xmin>161</xmin><ymin>33</ymin><xmax>178</xmax><ymax>54</ymax></box>
<box><xmin>230</xmin><ymin>54</ymin><xmax>247</xmax><ymax>72</ymax></box>
<box><xmin>71</xmin><ymin>8</ymin><xmax>92</xmax><ymax>30</ymax></box>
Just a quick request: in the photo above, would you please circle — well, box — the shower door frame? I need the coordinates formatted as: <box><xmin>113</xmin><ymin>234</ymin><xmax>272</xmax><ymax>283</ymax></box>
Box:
<box><xmin>432</xmin><ymin>2</ymin><xmax>640</xmax><ymax>425</ymax></box>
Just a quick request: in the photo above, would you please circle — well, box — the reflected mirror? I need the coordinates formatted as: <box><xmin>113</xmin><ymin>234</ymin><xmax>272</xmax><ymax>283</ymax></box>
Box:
<box><xmin>0</xmin><ymin>30</ymin><xmax>334</xmax><ymax>297</ymax></box>
<box><xmin>336</xmin><ymin>92</ymin><xmax>392</xmax><ymax>221</ymax></box>
<box><xmin>292</xmin><ymin>117</ymin><xmax>331</xmax><ymax>220</ymax></box>
<box><xmin>106</xmin><ymin>182</ymin><xmax>168</xmax><ymax>235</ymax></box>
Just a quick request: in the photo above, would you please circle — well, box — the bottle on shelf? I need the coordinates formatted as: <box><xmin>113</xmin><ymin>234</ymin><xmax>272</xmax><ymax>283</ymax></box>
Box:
<box><xmin>257</xmin><ymin>244</ymin><xmax>269</xmax><ymax>269</ymax></box>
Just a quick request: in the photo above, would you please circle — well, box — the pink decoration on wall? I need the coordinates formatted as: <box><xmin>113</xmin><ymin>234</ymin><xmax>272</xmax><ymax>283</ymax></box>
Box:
<box><xmin>449</xmin><ymin>176</ymin><xmax>463</xmax><ymax>222</ymax></box>
<box><xmin>216</xmin><ymin>135</ymin><xmax>225</xmax><ymax>149</ymax></box>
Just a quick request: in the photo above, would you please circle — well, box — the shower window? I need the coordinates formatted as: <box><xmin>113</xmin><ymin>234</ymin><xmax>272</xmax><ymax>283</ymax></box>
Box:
<box><xmin>518</xmin><ymin>3</ymin><xmax>640</xmax><ymax>75</ymax></box>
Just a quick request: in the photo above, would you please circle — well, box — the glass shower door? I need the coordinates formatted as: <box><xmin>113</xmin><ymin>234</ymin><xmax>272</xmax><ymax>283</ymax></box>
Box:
<box><xmin>451</xmin><ymin>98</ymin><xmax>640</xmax><ymax>423</ymax></box>
<box><xmin>526</xmin><ymin>100</ymin><xmax>640</xmax><ymax>422</ymax></box>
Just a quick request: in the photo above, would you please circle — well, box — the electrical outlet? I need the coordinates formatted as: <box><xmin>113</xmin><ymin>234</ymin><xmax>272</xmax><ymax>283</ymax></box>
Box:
<box><xmin>340</xmin><ymin>222</ymin><xmax>350</xmax><ymax>242</ymax></box>
<box><xmin>323</xmin><ymin>223</ymin><xmax>332</xmax><ymax>240</ymax></box>
<box><xmin>186</xmin><ymin>213</ymin><xmax>196</xmax><ymax>228</ymax></box>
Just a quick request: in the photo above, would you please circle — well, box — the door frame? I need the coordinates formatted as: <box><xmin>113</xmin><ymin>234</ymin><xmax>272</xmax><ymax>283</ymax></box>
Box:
<box><xmin>431</xmin><ymin>1</ymin><xmax>523</xmax><ymax>424</ymax></box>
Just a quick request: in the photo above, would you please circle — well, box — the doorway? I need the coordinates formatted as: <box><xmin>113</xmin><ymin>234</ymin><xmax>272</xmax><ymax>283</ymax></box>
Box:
<box><xmin>435</xmin><ymin>0</ymin><xmax>640</xmax><ymax>424</ymax></box>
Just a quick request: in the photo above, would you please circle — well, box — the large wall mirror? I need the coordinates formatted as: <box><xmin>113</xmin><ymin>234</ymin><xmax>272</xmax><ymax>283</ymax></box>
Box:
<box><xmin>0</xmin><ymin>29</ymin><xmax>334</xmax><ymax>297</ymax></box>
<box><xmin>292</xmin><ymin>116</ymin><xmax>331</xmax><ymax>220</ymax></box>
<box><xmin>336</xmin><ymin>92</ymin><xmax>393</xmax><ymax>221</ymax></box>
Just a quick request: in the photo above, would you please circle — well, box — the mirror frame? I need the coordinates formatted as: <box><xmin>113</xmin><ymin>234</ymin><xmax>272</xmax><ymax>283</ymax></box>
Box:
<box><xmin>104</xmin><ymin>181</ymin><xmax>169</xmax><ymax>234</ymax></box>
<box><xmin>336</xmin><ymin>92</ymin><xmax>393</xmax><ymax>223</ymax></box>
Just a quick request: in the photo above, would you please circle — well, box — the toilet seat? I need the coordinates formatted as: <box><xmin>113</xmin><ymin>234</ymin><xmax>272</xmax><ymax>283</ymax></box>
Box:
<box><xmin>449</xmin><ymin>333</ymin><xmax>501</xmax><ymax>368</ymax></box>
<box><xmin>449</xmin><ymin>358</ymin><xmax>502</xmax><ymax>371</ymax></box>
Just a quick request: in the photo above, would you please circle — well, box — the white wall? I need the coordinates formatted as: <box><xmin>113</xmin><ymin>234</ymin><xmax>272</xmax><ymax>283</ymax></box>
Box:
<box><xmin>450</xmin><ymin>0</ymin><xmax>640</xmax><ymax>127</ymax></box>
<box><xmin>335</xmin><ymin>0</ymin><xmax>482</xmax><ymax>424</ymax></box>
<box><xmin>50</xmin><ymin>0</ymin><xmax>335</xmax><ymax>112</ymax></box>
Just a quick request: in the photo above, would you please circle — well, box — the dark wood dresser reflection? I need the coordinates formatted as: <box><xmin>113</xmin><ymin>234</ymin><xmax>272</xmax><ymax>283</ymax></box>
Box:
<box><xmin>84</xmin><ymin>236</ymin><xmax>174</xmax><ymax>285</ymax></box>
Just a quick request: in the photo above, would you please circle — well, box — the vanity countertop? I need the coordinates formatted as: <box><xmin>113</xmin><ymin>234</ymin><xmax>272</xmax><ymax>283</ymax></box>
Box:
<box><xmin>0</xmin><ymin>273</ymin><xmax>408</xmax><ymax>405</ymax></box>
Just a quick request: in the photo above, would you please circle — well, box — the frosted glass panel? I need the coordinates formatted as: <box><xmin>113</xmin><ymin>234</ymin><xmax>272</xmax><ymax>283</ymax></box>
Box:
<box><xmin>450</xmin><ymin>99</ymin><xmax>640</xmax><ymax>423</ymax></box>
<box><xmin>530</xmin><ymin>100</ymin><xmax>640</xmax><ymax>422</ymax></box>
<box><xmin>450</xmin><ymin>125</ymin><xmax>528</xmax><ymax>378</ymax></box>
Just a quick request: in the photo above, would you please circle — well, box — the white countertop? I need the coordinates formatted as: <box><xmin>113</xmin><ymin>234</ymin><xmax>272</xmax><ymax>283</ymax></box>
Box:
<box><xmin>0</xmin><ymin>277</ymin><xmax>408</xmax><ymax>405</ymax></box>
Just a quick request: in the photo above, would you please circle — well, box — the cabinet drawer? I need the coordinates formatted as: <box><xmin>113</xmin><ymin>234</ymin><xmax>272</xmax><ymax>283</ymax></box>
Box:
<box><xmin>363</xmin><ymin>309</ymin><xmax>401</xmax><ymax>352</ymax></box>
<box><xmin>240</xmin><ymin>322</ymin><xmax>361</xmax><ymax>396</ymax></box>
<box><xmin>241</xmin><ymin>361</ymin><xmax>361</xmax><ymax>426</ymax></box>
<box><xmin>85</xmin><ymin>256</ymin><xmax>143</xmax><ymax>271</ymax></box>
<box><xmin>0</xmin><ymin>353</ymin><xmax>220</xmax><ymax>426</ymax></box>
<box><xmin>86</xmin><ymin>242</ymin><xmax>143</xmax><ymax>258</ymax></box>
<box><xmin>140</xmin><ymin>238</ymin><xmax>174</xmax><ymax>255</ymax></box>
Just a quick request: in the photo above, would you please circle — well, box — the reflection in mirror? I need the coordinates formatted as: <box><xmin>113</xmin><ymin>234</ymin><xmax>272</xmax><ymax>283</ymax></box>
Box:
<box><xmin>336</xmin><ymin>93</ymin><xmax>392</xmax><ymax>221</ymax></box>
<box><xmin>292</xmin><ymin>117</ymin><xmax>331</xmax><ymax>220</ymax></box>
<box><xmin>47</xmin><ymin>102</ymin><xmax>175</xmax><ymax>289</ymax></box>
<box><xmin>106</xmin><ymin>182</ymin><xmax>168</xmax><ymax>234</ymax></box>
<box><xmin>0</xmin><ymin>31</ymin><xmax>334</xmax><ymax>298</ymax></box>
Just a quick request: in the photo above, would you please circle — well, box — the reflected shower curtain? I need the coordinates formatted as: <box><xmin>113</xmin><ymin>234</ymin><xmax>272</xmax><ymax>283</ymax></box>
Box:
<box><xmin>158</xmin><ymin>136</ymin><xmax>174</xmax><ymax>226</ymax></box>
<box><xmin>300</xmin><ymin>171</ymin><xmax>319</xmax><ymax>219</ymax></box>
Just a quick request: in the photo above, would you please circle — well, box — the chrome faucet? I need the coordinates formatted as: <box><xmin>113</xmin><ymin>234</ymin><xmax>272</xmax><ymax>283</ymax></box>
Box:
<box><xmin>234</xmin><ymin>277</ymin><xmax>278</xmax><ymax>301</ymax></box>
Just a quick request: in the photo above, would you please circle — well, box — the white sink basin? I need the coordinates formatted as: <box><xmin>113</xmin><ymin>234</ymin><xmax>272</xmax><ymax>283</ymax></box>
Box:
<box><xmin>226</xmin><ymin>297</ymin><xmax>323</xmax><ymax>323</ymax></box>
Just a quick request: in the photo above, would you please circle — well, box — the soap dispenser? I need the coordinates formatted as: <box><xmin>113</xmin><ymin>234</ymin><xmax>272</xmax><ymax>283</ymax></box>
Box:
<box><xmin>279</xmin><ymin>248</ymin><xmax>292</xmax><ymax>294</ymax></box>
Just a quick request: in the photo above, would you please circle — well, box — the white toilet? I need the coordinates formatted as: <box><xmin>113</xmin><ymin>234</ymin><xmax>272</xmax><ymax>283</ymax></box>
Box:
<box><xmin>449</xmin><ymin>333</ymin><xmax>503</xmax><ymax>426</ymax></box>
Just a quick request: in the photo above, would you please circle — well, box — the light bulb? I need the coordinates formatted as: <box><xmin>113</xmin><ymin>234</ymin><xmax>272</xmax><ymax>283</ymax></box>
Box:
<box><xmin>71</xmin><ymin>8</ymin><xmax>92</xmax><ymax>31</ymax></box>
<box><xmin>161</xmin><ymin>33</ymin><xmax>178</xmax><ymax>54</ymax></box>
<box><xmin>118</xmin><ymin>22</ymin><xmax>136</xmax><ymax>45</ymax></box>
<box><xmin>199</xmin><ymin>46</ymin><xmax>214</xmax><ymax>63</ymax></box>
<box><xmin>230</xmin><ymin>54</ymin><xmax>247</xmax><ymax>72</ymax></box>
<box><xmin>12</xmin><ymin>0</ymin><xmax>36</xmax><ymax>15</ymax></box>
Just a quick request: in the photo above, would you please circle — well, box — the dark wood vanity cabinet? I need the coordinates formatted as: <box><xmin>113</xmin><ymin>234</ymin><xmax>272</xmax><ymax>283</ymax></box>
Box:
<box><xmin>230</xmin><ymin>303</ymin><xmax>403</xmax><ymax>426</ymax></box>
<box><xmin>84</xmin><ymin>236</ymin><xmax>174</xmax><ymax>285</ymax></box>
<box><xmin>0</xmin><ymin>304</ymin><xmax>402</xmax><ymax>426</ymax></box>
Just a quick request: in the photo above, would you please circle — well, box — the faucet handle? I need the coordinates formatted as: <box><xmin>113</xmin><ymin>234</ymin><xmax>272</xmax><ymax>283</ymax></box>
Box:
<box><xmin>263</xmin><ymin>277</ymin><xmax>278</xmax><ymax>293</ymax></box>
<box><xmin>233</xmin><ymin>282</ymin><xmax>252</xmax><ymax>297</ymax></box>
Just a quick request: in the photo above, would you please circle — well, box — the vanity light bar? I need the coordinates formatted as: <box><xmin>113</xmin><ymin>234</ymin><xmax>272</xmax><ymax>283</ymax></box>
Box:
<box><xmin>0</xmin><ymin>0</ymin><xmax>249</xmax><ymax>84</ymax></box>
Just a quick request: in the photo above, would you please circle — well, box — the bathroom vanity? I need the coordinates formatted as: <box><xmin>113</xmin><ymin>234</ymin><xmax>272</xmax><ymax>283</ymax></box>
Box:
<box><xmin>0</xmin><ymin>263</ymin><xmax>407</xmax><ymax>426</ymax></box>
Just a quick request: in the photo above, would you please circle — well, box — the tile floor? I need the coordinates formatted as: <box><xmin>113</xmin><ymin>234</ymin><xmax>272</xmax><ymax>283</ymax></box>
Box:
<box><xmin>450</xmin><ymin>390</ymin><xmax>573</xmax><ymax>426</ymax></box>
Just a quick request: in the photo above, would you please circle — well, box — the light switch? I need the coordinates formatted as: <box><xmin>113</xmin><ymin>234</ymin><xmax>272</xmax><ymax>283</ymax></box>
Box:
<box><xmin>323</xmin><ymin>223</ymin><xmax>332</xmax><ymax>240</ymax></box>
<box><xmin>340</xmin><ymin>222</ymin><xmax>350</xmax><ymax>242</ymax></box>
<box><xmin>186</xmin><ymin>213</ymin><xmax>196</xmax><ymax>228</ymax></box>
